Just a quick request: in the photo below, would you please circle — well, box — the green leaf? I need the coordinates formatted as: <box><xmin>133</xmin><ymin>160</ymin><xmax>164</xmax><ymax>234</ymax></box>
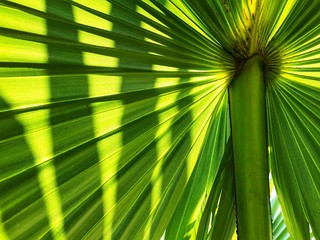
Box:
<box><xmin>0</xmin><ymin>0</ymin><xmax>319</xmax><ymax>239</ymax></box>
<box><xmin>270</xmin><ymin>179</ymin><xmax>290</xmax><ymax>240</ymax></box>
<box><xmin>208</xmin><ymin>147</ymin><xmax>236</xmax><ymax>240</ymax></box>
<box><xmin>165</xmin><ymin>95</ymin><xmax>230</xmax><ymax>240</ymax></box>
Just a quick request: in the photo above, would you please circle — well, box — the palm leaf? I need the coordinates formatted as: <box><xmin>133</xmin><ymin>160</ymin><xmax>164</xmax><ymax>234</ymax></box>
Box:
<box><xmin>0</xmin><ymin>0</ymin><xmax>319</xmax><ymax>239</ymax></box>
<box><xmin>270</xmin><ymin>177</ymin><xmax>290</xmax><ymax>240</ymax></box>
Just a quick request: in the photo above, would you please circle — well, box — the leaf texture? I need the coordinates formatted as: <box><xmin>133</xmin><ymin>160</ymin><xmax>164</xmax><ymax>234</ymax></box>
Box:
<box><xmin>0</xmin><ymin>0</ymin><xmax>319</xmax><ymax>239</ymax></box>
<box><xmin>264</xmin><ymin>0</ymin><xmax>320</xmax><ymax>238</ymax></box>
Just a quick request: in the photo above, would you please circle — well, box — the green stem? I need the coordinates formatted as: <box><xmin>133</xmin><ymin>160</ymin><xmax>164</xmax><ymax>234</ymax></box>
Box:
<box><xmin>229</xmin><ymin>55</ymin><xmax>272</xmax><ymax>240</ymax></box>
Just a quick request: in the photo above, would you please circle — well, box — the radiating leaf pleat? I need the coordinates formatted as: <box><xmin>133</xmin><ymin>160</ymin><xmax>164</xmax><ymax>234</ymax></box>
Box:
<box><xmin>270</xmin><ymin>183</ymin><xmax>290</xmax><ymax>240</ymax></box>
<box><xmin>165</xmin><ymin>94</ymin><xmax>230</xmax><ymax>239</ymax></box>
<box><xmin>267</xmin><ymin>77</ymin><xmax>320</xmax><ymax>239</ymax></box>
<box><xmin>0</xmin><ymin>0</ymin><xmax>235</xmax><ymax>239</ymax></box>
<box><xmin>1</xmin><ymin>0</ymin><xmax>319</xmax><ymax>239</ymax></box>
<box><xmin>263</xmin><ymin>0</ymin><xmax>320</xmax><ymax>238</ymax></box>
<box><xmin>195</xmin><ymin>139</ymin><xmax>236</xmax><ymax>240</ymax></box>
<box><xmin>266</xmin><ymin>45</ymin><xmax>320</xmax><ymax>239</ymax></box>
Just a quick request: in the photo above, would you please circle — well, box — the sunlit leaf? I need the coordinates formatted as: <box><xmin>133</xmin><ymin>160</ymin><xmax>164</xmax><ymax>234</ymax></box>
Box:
<box><xmin>0</xmin><ymin>0</ymin><xmax>319</xmax><ymax>239</ymax></box>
